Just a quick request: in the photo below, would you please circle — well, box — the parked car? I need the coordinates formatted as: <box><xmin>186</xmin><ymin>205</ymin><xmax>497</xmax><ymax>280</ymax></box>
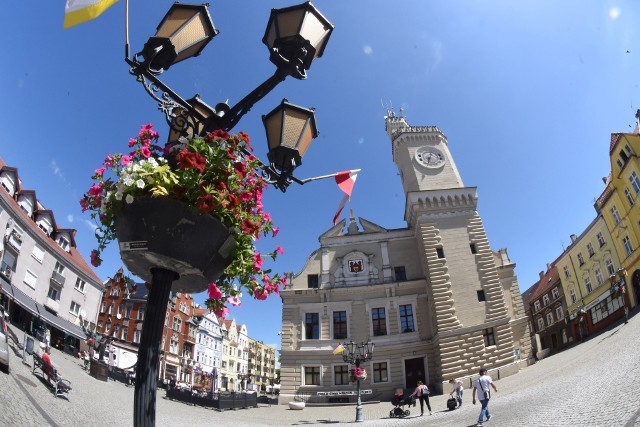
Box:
<box><xmin>0</xmin><ymin>311</ymin><xmax>10</xmax><ymax>373</ymax></box>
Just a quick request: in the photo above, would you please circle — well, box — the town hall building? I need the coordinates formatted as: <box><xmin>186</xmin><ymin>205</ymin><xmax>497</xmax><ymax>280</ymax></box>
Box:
<box><xmin>278</xmin><ymin>112</ymin><xmax>531</xmax><ymax>403</ymax></box>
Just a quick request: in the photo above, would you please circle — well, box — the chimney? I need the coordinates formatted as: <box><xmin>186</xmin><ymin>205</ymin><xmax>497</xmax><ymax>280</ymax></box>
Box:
<box><xmin>539</xmin><ymin>271</ymin><xmax>545</xmax><ymax>279</ymax></box>
<box><xmin>602</xmin><ymin>177</ymin><xmax>607</xmax><ymax>184</ymax></box>
<box><xmin>546</xmin><ymin>263</ymin><xmax>551</xmax><ymax>271</ymax></box>
<box><xmin>570</xmin><ymin>234</ymin><xmax>577</xmax><ymax>242</ymax></box>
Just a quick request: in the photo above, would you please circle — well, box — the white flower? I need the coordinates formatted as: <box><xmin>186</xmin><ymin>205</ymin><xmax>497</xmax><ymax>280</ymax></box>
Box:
<box><xmin>132</xmin><ymin>163</ymin><xmax>142</xmax><ymax>172</ymax></box>
<box><xmin>136</xmin><ymin>179</ymin><xmax>145</xmax><ymax>189</ymax></box>
<box><xmin>125</xmin><ymin>194</ymin><xmax>134</xmax><ymax>204</ymax></box>
<box><xmin>115</xmin><ymin>192</ymin><xmax>123</xmax><ymax>201</ymax></box>
<box><xmin>123</xmin><ymin>176</ymin><xmax>134</xmax><ymax>187</ymax></box>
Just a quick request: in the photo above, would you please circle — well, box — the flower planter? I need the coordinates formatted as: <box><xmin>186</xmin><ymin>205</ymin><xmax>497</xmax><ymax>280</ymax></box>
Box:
<box><xmin>115</xmin><ymin>196</ymin><xmax>236</xmax><ymax>293</ymax></box>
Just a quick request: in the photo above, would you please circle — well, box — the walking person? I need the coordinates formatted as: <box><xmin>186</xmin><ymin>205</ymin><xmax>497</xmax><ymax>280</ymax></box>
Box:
<box><xmin>410</xmin><ymin>380</ymin><xmax>432</xmax><ymax>416</ymax></box>
<box><xmin>472</xmin><ymin>368</ymin><xmax>498</xmax><ymax>426</ymax></box>
<box><xmin>449</xmin><ymin>377</ymin><xmax>464</xmax><ymax>407</ymax></box>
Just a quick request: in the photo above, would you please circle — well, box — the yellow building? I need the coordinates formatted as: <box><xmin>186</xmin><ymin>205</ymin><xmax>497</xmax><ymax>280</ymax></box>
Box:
<box><xmin>248</xmin><ymin>338</ymin><xmax>277</xmax><ymax>390</ymax></box>
<box><xmin>594</xmin><ymin>122</ymin><xmax>640</xmax><ymax>310</ymax></box>
<box><xmin>556</xmin><ymin>215</ymin><xmax>623</xmax><ymax>340</ymax></box>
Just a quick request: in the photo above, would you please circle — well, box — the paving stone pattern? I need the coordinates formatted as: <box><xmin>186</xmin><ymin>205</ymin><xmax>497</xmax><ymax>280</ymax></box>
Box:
<box><xmin>1</xmin><ymin>313</ymin><xmax>639</xmax><ymax>426</ymax></box>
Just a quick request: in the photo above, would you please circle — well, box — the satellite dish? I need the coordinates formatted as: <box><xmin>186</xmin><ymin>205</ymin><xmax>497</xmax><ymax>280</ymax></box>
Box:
<box><xmin>136</xmin><ymin>323</ymin><xmax>143</xmax><ymax>331</ymax></box>
<box><xmin>117</xmin><ymin>314</ymin><xmax>122</xmax><ymax>320</ymax></box>
<box><xmin>80</xmin><ymin>309</ymin><xmax>87</xmax><ymax>318</ymax></box>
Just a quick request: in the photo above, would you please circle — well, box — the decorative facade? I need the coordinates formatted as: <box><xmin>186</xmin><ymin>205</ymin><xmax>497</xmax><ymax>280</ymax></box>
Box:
<box><xmin>194</xmin><ymin>308</ymin><xmax>223</xmax><ymax>392</ymax></box>
<box><xmin>248</xmin><ymin>338</ymin><xmax>277</xmax><ymax>390</ymax></box>
<box><xmin>279</xmin><ymin>113</ymin><xmax>530</xmax><ymax>403</ymax></box>
<box><xmin>159</xmin><ymin>292</ymin><xmax>198</xmax><ymax>385</ymax></box>
<box><xmin>0</xmin><ymin>158</ymin><xmax>103</xmax><ymax>354</ymax></box>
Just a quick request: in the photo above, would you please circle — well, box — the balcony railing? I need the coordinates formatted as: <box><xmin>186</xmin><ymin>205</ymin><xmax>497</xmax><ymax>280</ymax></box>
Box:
<box><xmin>50</xmin><ymin>270</ymin><xmax>66</xmax><ymax>286</ymax></box>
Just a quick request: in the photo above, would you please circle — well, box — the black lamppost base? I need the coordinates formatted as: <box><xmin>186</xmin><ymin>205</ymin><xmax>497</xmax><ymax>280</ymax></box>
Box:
<box><xmin>133</xmin><ymin>268</ymin><xmax>178</xmax><ymax>427</ymax></box>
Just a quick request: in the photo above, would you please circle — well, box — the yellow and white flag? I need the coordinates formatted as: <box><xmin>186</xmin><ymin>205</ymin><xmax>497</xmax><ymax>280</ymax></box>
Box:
<box><xmin>332</xmin><ymin>344</ymin><xmax>346</xmax><ymax>355</ymax></box>
<box><xmin>64</xmin><ymin>0</ymin><xmax>118</xmax><ymax>29</ymax></box>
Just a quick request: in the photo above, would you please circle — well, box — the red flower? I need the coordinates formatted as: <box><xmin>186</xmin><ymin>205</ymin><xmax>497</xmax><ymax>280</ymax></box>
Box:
<box><xmin>177</xmin><ymin>149</ymin><xmax>206</xmax><ymax>172</ymax></box>
<box><xmin>197</xmin><ymin>194</ymin><xmax>217</xmax><ymax>212</ymax></box>
<box><xmin>211</xmin><ymin>129</ymin><xmax>229</xmax><ymax>140</ymax></box>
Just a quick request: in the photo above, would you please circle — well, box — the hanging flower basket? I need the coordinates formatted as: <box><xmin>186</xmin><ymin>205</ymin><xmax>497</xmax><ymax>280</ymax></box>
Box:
<box><xmin>115</xmin><ymin>196</ymin><xmax>236</xmax><ymax>293</ymax></box>
<box><xmin>350</xmin><ymin>367</ymin><xmax>367</xmax><ymax>383</ymax></box>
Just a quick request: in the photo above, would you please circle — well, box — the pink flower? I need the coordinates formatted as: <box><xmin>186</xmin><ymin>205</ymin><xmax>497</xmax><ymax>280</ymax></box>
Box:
<box><xmin>89</xmin><ymin>185</ymin><xmax>102</xmax><ymax>197</ymax></box>
<box><xmin>120</xmin><ymin>155</ymin><xmax>131</xmax><ymax>166</ymax></box>
<box><xmin>140</xmin><ymin>147</ymin><xmax>151</xmax><ymax>158</ymax></box>
<box><xmin>253</xmin><ymin>253</ymin><xmax>263</xmax><ymax>271</ymax></box>
<box><xmin>254</xmin><ymin>288</ymin><xmax>268</xmax><ymax>300</ymax></box>
<box><xmin>208</xmin><ymin>283</ymin><xmax>223</xmax><ymax>300</ymax></box>
<box><xmin>214</xmin><ymin>306</ymin><xmax>229</xmax><ymax>318</ymax></box>
<box><xmin>275</xmin><ymin>245</ymin><xmax>284</xmax><ymax>255</ymax></box>
<box><xmin>272</xmin><ymin>227</ymin><xmax>280</xmax><ymax>238</ymax></box>
<box><xmin>95</xmin><ymin>167</ymin><xmax>105</xmax><ymax>176</ymax></box>
<box><xmin>128</xmin><ymin>138</ymin><xmax>137</xmax><ymax>148</ymax></box>
<box><xmin>90</xmin><ymin>250</ymin><xmax>102</xmax><ymax>267</ymax></box>
<box><xmin>227</xmin><ymin>296</ymin><xmax>241</xmax><ymax>307</ymax></box>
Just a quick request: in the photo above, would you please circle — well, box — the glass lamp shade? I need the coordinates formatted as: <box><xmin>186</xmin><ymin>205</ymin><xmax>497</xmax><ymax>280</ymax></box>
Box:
<box><xmin>262</xmin><ymin>1</ymin><xmax>334</xmax><ymax>77</ymax></box>
<box><xmin>167</xmin><ymin>95</ymin><xmax>215</xmax><ymax>144</ymax></box>
<box><xmin>141</xmin><ymin>3</ymin><xmax>218</xmax><ymax>71</ymax></box>
<box><xmin>263</xmin><ymin>99</ymin><xmax>318</xmax><ymax>173</ymax></box>
<box><xmin>345</xmin><ymin>341</ymin><xmax>356</xmax><ymax>357</ymax></box>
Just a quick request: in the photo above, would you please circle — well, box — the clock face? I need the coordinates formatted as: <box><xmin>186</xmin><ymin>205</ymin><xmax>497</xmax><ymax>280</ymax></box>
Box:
<box><xmin>415</xmin><ymin>147</ymin><xmax>446</xmax><ymax>168</ymax></box>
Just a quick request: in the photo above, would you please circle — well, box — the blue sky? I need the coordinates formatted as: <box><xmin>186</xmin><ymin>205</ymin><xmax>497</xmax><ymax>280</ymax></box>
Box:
<box><xmin>2</xmin><ymin>1</ymin><xmax>639</xmax><ymax>350</ymax></box>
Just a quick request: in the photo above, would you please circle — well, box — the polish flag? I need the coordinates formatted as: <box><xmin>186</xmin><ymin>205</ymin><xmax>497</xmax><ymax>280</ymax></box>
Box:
<box><xmin>333</xmin><ymin>170</ymin><xmax>359</xmax><ymax>225</ymax></box>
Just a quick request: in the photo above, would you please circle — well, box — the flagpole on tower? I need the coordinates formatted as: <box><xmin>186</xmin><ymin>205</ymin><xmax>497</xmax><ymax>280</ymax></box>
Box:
<box><xmin>125</xmin><ymin>0</ymin><xmax>130</xmax><ymax>60</ymax></box>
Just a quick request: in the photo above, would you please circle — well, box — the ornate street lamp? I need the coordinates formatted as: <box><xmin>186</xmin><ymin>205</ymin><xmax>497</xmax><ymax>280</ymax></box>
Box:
<box><xmin>121</xmin><ymin>2</ymin><xmax>334</xmax><ymax>426</ymax></box>
<box><xmin>341</xmin><ymin>341</ymin><xmax>375</xmax><ymax>422</ymax></box>
<box><xmin>609</xmin><ymin>267</ymin><xmax>629</xmax><ymax>323</ymax></box>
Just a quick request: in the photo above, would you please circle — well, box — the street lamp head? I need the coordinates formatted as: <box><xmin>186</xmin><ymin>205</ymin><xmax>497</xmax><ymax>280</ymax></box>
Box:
<box><xmin>263</xmin><ymin>99</ymin><xmax>318</xmax><ymax>175</ymax></box>
<box><xmin>141</xmin><ymin>3</ymin><xmax>218</xmax><ymax>72</ymax></box>
<box><xmin>262</xmin><ymin>1</ymin><xmax>334</xmax><ymax>79</ymax></box>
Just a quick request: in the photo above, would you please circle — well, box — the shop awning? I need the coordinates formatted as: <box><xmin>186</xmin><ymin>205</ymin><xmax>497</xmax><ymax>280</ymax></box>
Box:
<box><xmin>38</xmin><ymin>306</ymin><xmax>85</xmax><ymax>341</ymax></box>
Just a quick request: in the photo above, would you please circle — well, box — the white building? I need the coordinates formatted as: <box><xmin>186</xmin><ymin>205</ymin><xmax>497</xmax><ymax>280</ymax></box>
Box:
<box><xmin>194</xmin><ymin>309</ymin><xmax>223</xmax><ymax>391</ymax></box>
<box><xmin>0</xmin><ymin>159</ymin><xmax>103</xmax><ymax>353</ymax></box>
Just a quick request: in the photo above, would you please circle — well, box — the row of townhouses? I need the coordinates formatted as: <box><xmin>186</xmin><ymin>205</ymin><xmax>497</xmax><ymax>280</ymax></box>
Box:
<box><xmin>0</xmin><ymin>157</ymin><xmax>277</xmax><ymax>392</ymax></box>
<box><xmin>523</xmin><ymin>113</ymin><xmax>640</xmax><ymax>358</ymax></box>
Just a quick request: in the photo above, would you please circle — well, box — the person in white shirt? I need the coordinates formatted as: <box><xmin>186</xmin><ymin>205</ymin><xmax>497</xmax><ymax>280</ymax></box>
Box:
<box><xmin>449</xmin><ymin>377</ymin><xmax>464</xmax><ymax>407</ymax></box>
<box><xmin>472</xmin><ymin>368</ymin><xmax>497</xmax><ymax>427</ymax></box>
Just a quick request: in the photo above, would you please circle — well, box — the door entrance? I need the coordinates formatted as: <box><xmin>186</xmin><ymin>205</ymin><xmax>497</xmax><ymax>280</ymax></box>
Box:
<box><xmin>404</xmin><ymin>357</ymin><xmax>426</xmax><ymax>390</ymax></box>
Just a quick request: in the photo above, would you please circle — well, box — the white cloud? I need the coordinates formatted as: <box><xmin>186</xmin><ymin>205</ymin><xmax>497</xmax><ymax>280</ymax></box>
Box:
<box><xmin>363</xmin><ymin>45</ymin><xmax>373</xmax><ymax>56</ymax></box>
<box><xmin>83</xmin><ymin>219</ymin><xmax>98</xmax><ymax>232</ymax></box>
<box><xmin>358</xmin><ymin>137</ymin><xmax>365</xmax><ymax>145</ymax></box>
<box><xmin>51</xmin><ymin>160</ymin><xmax>63</xmax><ymax>178</ymax></box>
<box><xmin>67</xmin><ymin>214</ymin><xmax>74</xmax><ymax>223</ymax></box>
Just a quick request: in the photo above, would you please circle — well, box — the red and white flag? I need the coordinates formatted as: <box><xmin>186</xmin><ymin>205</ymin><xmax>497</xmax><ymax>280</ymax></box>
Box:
<box><xmin>333</xmin><ymin>170</ymin><xmax>359</xmax><ymax>225</ymax></box>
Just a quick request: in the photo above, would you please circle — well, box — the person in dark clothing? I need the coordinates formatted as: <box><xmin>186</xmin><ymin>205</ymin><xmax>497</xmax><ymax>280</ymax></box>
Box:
<box><xmin>410</xmin><ymin>380</ymin><xmax>432</xmax><ymax>416</ymax></box>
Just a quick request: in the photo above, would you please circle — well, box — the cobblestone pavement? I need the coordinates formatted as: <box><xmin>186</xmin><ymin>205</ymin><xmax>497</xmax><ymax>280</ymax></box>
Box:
<box><xmin>1</xmin><ymin>313</ymin><xmax>639</xmax><ymax>426</ymax></box>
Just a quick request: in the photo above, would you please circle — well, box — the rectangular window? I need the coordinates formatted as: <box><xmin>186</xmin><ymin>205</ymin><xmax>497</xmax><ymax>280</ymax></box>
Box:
<box><xmin>108</xmin><ymin>303</ymin><xmax>114</xmax><ymax>315</ymax></box>
<box><xmin>332</xmin><ymin>311</ymin><xmax>347</xmax><ymax>340</ymax></box>
<box><xmin>334</xmin><ymin>365</ymin><xmax>349</xmax><ymax>386</ymax></box>
<box><xmin>371</xmin><ymin>308</ymin><xmax>387</xmax><ymax>336</ymax></box>
<box><xmin>577</xmin><ymin>253</ymin><xmax>585</xmax><ymax>266</ymax></box>
<box><xmin>133</xmin><ymin>330</ymin><xmax>141</xmax><ymax>344</ymax></box>
<box><xmin>542</xmin><ymin>295</ymin><xmax>550</xmax><ymax>306</ymax></box>
<box><xmin>470</xmin><ymin>243</ymin><xmax>477</xmax><ymax>254</ymax></box>
<box><xmin>137</xmin><ymin>308</ymin><xmax>145</xmax><ymax>321</ymax></box>
<box><xmin>399</xmin><ymin>304</ymin><xmax>415</xmax><ymax>333</ymax></box>
<box><xmin>105</xmin><ymin>322</ymin><xmax>111</xmax><ymax>333</ymax></box>
<box><xmin>546</xmin><ymin>312</ymin><xmax>554</xmax><ymax>326</ymax></box>
<box><xmin>611</xmin><ymin>206</ymin><xmax>622</xmax><ymax>225</ymax></box>
<box><xmin>597</xmin><ymin>232</ymin><xmax>605</xmax><ymax>247</ymax></box>
<box><xmin>585</xmin><ymin>277</ymin><xmax>593</xmax><ymax>294</ymax></box>
<box><xmin>47</xmin><ymin>286</ymin><xmax>60</xmax><ymax>301</ymax></box>
<box><xmin>305</xmin><ymin>313</ymin><xmax>319</xmax><ymax>340</ymax></box>
<box><xmin>394</xmin><ymin>266</ymin><xmax>406</xmax><ymax>281</ymax></box>
<box><xmin>117</xmin><ymin>304</ymin><xmax>124</xmax><ymax>317</ymax></box>
<box><xmin>477</xmin><ymin>290</ymin><xmax>486</xmax><ymax>302</ymax></box>
<box><xmin>595</xmin><ymin>268</ymin><xmax>604</xmax><ymax>286</ymax></box>
<box><xmin>307</xmin><ymin>274</ymin><xmax>319</xmax><ymax>289</ymax></box>
<box><xmin>569</xmin><ymin>289</ymin><xmax>577</xmax><ymax>305</ymax></box>
<box><xmin>373</xmin><ymin>362</ymin><xmax>388</xmax><ymax>383</ymax></box>
<box><xmin>606</xmin><ymin>258</ymin><xmax>615</xmax><ymax>276</ymax></box>
<box><xmin>23</xmin><ymin>269</ymin><xmax>37</xmax><ymax>289</ymax></box>
<box><xmin>534</xmin><ymin>301</ymin><xmax>541</xmax><ymax>312</ymax></box>
<box><xmin>304</xmin><ymin>366</ymin><xmax>321</xmax><ymax>386</ymax></box>
<box><xmin>101</xmin><ymin>301</ymin><xmax>106</xmax><ymax>313</ymax></box>
<box><xmin>556</xmin><ymin>306</ymin><xmax>564</xmax><ymax>320</ymax></box>
<box><xmin>587</xmin><ymin>243</ymin><xmax>595</xmax><ymax>257</ymax></box>
<box><xmin>97</xmin><ymin>320</ymin><xmax>103</xmax><ymax>331</ymax></box>
<box><xmin>121</xmin><ymin>327</ymin><xmax>128</xmax><ymax>340</ymax></box>
<box><xmin>537</xmin><ymin>317</ymin><xmax>544</xmax><ymax>331</ymax></box>
<box><xmin>54</xmin><ymin>261</ymin><xmax>65</xmax><ymax>274</ymax></box>
<box><xmin>623</xmin><ymin>236</ymin><xmax>633</xmax><ymax>257</ymax></box>
<box><xmin>563</xmin><ymin>266</ymin><xmax>570</xmax><ymax>279</ymax></box>
<box><xmin>436</xmin><ymin>247</ymin><xmax>445</xmax><ymax>259</ymax></box>
<box><xmin>70</xmin><ymin>301</ymin><xmax>80</xmax><ymax>316</ymax></box>
<box><xmin>625</xmin><ymin>188</ymin><xmax>635</xmax><ymax>207</ymax></box>
<box><xmin>551</xmin><ymin>287</ymin><xmax>559</xmax><ymax>300</ymax></box>
<box><xmin>630</xmin><ymin>171</ymin><xmax>640</xmax><ymax>194</ymax></box>
<box><xmin>32</xmin><ymin>245</ymin><xmax>45</xmax><ymax>263</ymax></box>
<box><xmin>483</xmin><ymin>328</ymin><xmax>496</xmax><ymax>347</ymax></box>
<box><xmin>75</xmin><ymin>278</ymin><xmax>86</xmax><ymax>293</ymax></box>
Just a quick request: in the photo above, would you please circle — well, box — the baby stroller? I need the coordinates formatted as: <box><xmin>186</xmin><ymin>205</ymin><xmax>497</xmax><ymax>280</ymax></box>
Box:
<box><xmin>389</xmin><ymin>391</ymin><xmax>415</xmax><ymax>418</ymax></box>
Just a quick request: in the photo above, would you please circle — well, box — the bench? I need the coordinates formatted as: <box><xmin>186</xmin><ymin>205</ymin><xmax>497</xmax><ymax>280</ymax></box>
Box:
<box><xmin>32</xmin><ymin>353</ymin><xmax>72</xmax><ymax>397</ymax></box>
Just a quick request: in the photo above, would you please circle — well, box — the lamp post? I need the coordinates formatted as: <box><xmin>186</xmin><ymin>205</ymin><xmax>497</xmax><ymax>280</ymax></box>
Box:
<box><xmin>609</xmin><ymin>268</ymin><xmax>629</xmax><ymax>323</ymax></box>
<box><xmin>122</xmin><ymin>2</ymin><xmax>333</xmax><ymax>426</ymax></box>
<box><xmin>341</xmin><ymin>341</ymin><xmax>375</xmax><ymax>422</ymax></box>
